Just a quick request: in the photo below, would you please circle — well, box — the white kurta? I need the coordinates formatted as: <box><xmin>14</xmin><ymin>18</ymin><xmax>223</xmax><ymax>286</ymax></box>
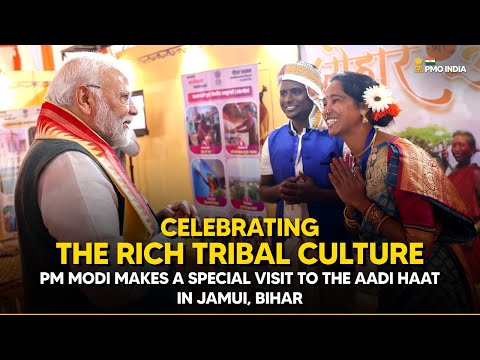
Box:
<box><xmin>38</xmin><ymin>151</ymin><xmax>169</xmax><ymax>310</ymax></box>
<box><xmin>260</xmin><ymin>123</ymin><xmax>310</xmax><ymax>268</ymax></box>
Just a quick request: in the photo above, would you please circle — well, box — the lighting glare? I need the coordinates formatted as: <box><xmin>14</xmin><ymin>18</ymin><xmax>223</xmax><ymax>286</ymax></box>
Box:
<box><xmin>182</xmin><ymin>46</ymin><xmax>208</xmax><ymax>74</ymax></box>
<box><xmin>117</xmin><ymin>59</ymin><xmax>136</xmax><ymax>90</ymax></box>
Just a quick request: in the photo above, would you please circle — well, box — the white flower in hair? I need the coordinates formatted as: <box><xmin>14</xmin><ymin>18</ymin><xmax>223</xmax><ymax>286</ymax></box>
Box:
<box><xmin>362</xmin><ymin>85</ymin><xmax>393</xmax><ymax>113</ymax></box>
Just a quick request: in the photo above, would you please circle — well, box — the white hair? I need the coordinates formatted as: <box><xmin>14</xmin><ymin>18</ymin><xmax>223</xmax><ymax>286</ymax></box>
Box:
<box><xmin>45</xmin><ymin>52</ymin><xmax>124</xmax><ymax>107</ymax></box>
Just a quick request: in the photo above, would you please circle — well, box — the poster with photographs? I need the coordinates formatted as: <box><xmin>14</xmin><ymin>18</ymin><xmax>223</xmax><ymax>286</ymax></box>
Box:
<box><xmin>182</xmin><ymin>64</ymin><xmax>266</xmax><ymax>242</ymax></box>
<box><xmin>0</xmin><ymin>106</ymin><xmax>39</xmax><ymax>240</ymax></box>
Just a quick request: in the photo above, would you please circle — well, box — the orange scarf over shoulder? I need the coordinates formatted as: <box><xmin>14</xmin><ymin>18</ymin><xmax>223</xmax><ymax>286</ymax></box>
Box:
<box><xmin>35</xmin><ymin>101</ymin><xmax>157</xmax><ymax>243</ymax></box>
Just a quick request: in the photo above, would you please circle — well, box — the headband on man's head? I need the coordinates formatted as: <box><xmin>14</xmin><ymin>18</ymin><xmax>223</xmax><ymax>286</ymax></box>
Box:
<box><xmin>277</xmin><ymin>62</ymin><xmax>327</xmax><ymax>130</ymax></box>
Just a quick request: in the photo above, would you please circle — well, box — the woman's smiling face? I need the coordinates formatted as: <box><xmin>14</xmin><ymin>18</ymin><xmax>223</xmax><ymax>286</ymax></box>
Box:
<box><xmin>322</xmin><ymin>80</ymin><xmax>363</xmax><ymax>137</ymax></box>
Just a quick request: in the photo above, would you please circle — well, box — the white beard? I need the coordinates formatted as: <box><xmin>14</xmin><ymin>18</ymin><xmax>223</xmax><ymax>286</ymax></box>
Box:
<box><xmin>94</xmin><ymin>101</ymin><xmax>131</xmax><ymax>148</ymax></box>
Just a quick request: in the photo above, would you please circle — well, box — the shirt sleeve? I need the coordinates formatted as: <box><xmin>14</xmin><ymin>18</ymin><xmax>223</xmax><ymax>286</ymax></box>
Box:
<box><xmin>38</xmin><ymin>151</ymin><xmax>168</xmax><ymax>310</ymax></box>
<box><xmin>38</xmin><ymin>151</ymin><xmax>121</xmax><ymax>244</ymax></box>
<box><xmin>260</xmin><ymin>136</ymin><xmax>273</xmax><ymax>176</ymax></box>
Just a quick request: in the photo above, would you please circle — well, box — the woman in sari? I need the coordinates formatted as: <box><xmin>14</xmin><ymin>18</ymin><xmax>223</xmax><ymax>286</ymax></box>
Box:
<box><xmin>323</xmin><ymin>71</ymin><xmax>478</xmax><ymax>313</ymax></box>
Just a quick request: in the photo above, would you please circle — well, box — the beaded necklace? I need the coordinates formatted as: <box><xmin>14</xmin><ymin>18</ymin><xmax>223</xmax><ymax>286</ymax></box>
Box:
<box><xmin>352</xmin><ymin>127</ymin><xmax>378</xmax><ymax>175</ymax></box>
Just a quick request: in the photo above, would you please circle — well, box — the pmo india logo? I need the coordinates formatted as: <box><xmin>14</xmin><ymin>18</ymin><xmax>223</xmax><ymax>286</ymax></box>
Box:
<box><xmin>415</xmin><ymin>57</ymin><xmax>466</xmax><ymax>73</ymax></box>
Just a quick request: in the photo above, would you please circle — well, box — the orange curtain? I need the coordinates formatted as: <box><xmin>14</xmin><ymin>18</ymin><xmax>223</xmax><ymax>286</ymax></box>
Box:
<box><xmin>0</xmin><ymin>45</ymin><xmax>21</xmax><ymax>70</ymax></box>
<box><xmin>13</xmin><ymin>45</ymin><xmax>22</xmax><ymax>70</ymax></box>
<box><xmin>41</xmin><ymin>45</ymin><xmax>55</xmax><ymax>71</ymax></box>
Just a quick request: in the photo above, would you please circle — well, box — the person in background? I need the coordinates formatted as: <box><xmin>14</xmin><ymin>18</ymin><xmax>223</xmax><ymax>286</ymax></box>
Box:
<box><xmin>441</xmin><ymin>130</ymin><xmax>480</xmax><ymax>297</ymax></box>
<box><xmin>259</xmin><ymin>85</ymin><xmax>270</xmax><ymax>148</ymax></box>
<box><xmin>259</xmin><ymin>61</ymin><xmax>355</xmax><ymax>313</ymax></box>
<box><xmin>15</xmin><ymin>52</ymin><xmax>198</xmax><ymax>313</ymax></box>
<box><xmin>114</xmin><ymin>128</ymin><xmax>139</xmax><ymax>171</ymax></box>
<box><xmin>200</xmin><ymin>132</ymin><xmax>212</xmax><ymax>146</ymax></box>
<box><xmin>197</xmin><ymin>113</ymin><xmax>211</xmax><ymax>145</ymax></box>
<box><xmin>230</xmin><ymin>103</ymin><xmax>258</xmax><ymax>146</ymax></box>
<box><xmin>325</xmin><ymin>71</ymin><xmax>479</xmax><ymax>312</ymax></box>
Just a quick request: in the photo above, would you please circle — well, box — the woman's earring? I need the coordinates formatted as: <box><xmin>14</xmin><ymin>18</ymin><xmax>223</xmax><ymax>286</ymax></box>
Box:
<box><xmin>323</xmin><ymin>110</ymin><xmax>329</xmax><ymax>120</ymax></box>
<box><xmin>361</xmin><ymin>111</ymin><xmax>369</xmax><ymax>123</ymax></box>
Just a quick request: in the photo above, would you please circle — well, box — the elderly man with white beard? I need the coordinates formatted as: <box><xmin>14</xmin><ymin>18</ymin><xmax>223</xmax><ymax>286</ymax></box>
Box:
<box><xmin>15</xmin><ymin>52</ymin><xmax>197</xmax><ymax>313</ymax></box>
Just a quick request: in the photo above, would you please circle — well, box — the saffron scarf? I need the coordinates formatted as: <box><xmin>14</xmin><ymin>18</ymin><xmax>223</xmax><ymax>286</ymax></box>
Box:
<box><xmin>35</xmin><ymin>101</ymin><xmax>158</xmax><ymax>243</ymax></box>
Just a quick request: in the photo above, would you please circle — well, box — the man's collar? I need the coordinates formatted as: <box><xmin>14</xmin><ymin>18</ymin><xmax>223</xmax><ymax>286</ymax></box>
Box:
<box><xmin>289</xmin><ymin>120</ymin><xmax>312</xmax><ymax>135</ymax></box>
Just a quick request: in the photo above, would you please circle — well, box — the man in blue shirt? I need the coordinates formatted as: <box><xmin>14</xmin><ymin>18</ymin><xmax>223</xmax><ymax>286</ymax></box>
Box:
<box><xmin>259</xmin><ymin>61</ymin><xmax>355</xmax><ymax>312</ymax></box>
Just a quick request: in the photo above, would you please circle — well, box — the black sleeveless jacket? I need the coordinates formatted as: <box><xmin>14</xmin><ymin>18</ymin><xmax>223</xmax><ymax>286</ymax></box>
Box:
<box><xmin>15</xmin><ymin>139</ymin><xmax>176</xmax><ymax>313</ymax></box>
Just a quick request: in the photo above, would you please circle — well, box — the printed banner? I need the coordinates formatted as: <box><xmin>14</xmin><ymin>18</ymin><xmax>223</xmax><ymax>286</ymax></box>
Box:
<box><xmin>182</xmin><ymin>64</ymin><xmax>266</xmax><ymax>230</ymax></box>
<box><xmin>0</xmin><ymin>106</ymin><xmax>39</xmax><ymax>240</ymax></box>
<box><xmin>300</xmin><ymin>45</ymin><xmax>480</xmax><ymax>169</ymax></box>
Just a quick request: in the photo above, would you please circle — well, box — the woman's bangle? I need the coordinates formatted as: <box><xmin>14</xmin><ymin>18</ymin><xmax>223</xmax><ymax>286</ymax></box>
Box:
<box><xmin>364</xmin><ymin>203</ymin><xmax>390</xmax><ymax>234</ymax></box>
<box><xmin>363</xmin><ymin>202</ymin><xmax>375</xmax><ymax>218</ymax></box>
<box><xmin>376</xmin><ymin>214</ymin><xmax>391</xmax><ymax>233</ymax></box>
<box><xmin>343</xmin><ymin>207</ymin><xmax>357</xmax><ymax>222</ymax></box>
<box><xmin>343</xmin><ymin>207</ymin><xmax>358</xmax><ymax>228</ymax></box>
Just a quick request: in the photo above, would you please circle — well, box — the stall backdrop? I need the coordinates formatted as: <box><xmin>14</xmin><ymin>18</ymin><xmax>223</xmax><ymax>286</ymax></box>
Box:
<box><xmin>300</xmin><ymin>45</ymin><xmax>480</xmax><ymax>170</ymax></box>
<box><xmin>0</xmin><ymin>106</ymin><xmax>39</xmax><ymax>240</ymax></box>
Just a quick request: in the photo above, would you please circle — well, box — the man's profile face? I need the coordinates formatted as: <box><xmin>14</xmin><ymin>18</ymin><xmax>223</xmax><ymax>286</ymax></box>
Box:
<box><xmin>91</xmin><ymin>69</ymin><xmax>136</xmax><ymax>148</ymax></box>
